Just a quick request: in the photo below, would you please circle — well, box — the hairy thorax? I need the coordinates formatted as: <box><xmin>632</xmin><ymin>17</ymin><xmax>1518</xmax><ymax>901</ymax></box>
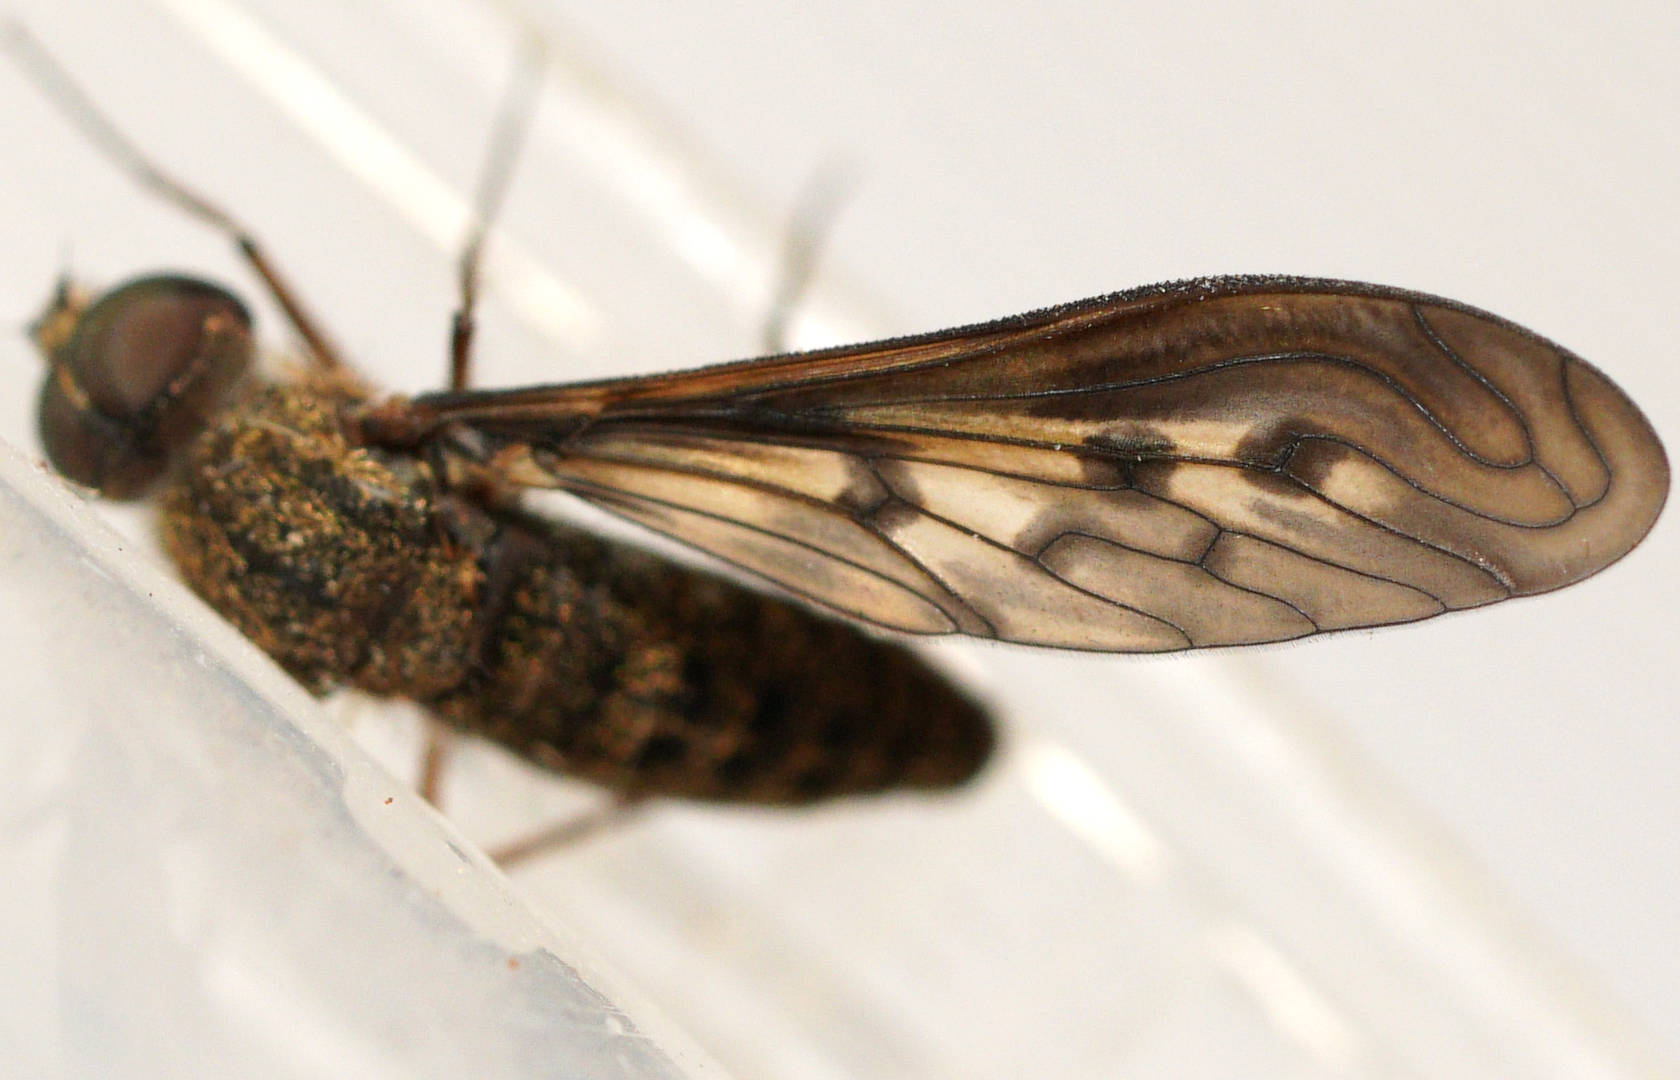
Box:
<box><xmin>160</xmin><ymin>377</ymin><xmax>483</xmax><ymax>698</ymax></box>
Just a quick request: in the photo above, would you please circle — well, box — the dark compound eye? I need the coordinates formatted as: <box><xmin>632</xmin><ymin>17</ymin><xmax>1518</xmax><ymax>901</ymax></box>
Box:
<box><xmin>36</xmin><ymin>274</ymin><xmax>253</xmax><ymax>499</ymax></box>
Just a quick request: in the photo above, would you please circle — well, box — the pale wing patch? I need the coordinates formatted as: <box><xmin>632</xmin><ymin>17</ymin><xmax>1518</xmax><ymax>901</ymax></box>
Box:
<box><xmin>871</xmin><ymin>504</ymin><xmax>1190</xmax><ymax>650</ymax></box>
<box><xmin>1136</xmin><ymin>460</ymin><xmax>1509</xmax><ymax>608</ymax></box>
<box><xmin>531</xmin><ymin>451</ymin><xmax>940</xmax><ymax>604</ymax></box>
<box><xmin>578</xmin><ymin>491</ymin><xmax>967</xmax><ymax>635</ymax></box>
<box><xmin>870</xmin><ymin>432</ymin><xmax>1131</xmax><ymax>486</ymax></box>
<box><xmin>571</xmin><ymin>427</ymin><xmax>888</xmax><ymax>508</ymax></box>
<box><xmin>1285</xmin><ymin>437</ymin><xmax>1574</xmax><ymax>529</ymax></box>
<box><xmin>1039</xmin><ymin>534</ymin><xmax>1315</xmax><ymax>646</ymax></box>
<box><xmin>874</xmin><ymin>458</ymin><xmax>1216</xmax><ymax>559</ymax></box>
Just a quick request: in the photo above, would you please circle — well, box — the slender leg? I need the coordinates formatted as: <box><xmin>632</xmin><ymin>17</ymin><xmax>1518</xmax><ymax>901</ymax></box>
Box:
<box><xmin>2</xmin><ymin>21</ymin><xmax>346</xmax><ymax>372</ymax></box>
<box><xmin>415</xmin><ymin>713</ymin><xmax>647</xmax><ymax>865</ymax></box>
<box><xmin>760</xmin><ymin>160</ymin><xmax>856</xmax><ymax>355</ymax></box>
<box><xmin>487</xmin><ymin>796</ymin><xmax>649</xmax><ymax>868</ymax></box>
<box><xmin>417</xmin><ymin>720</ymin><xmax>455</xmax><ymax>807</ymax></box>
<box><xmin>417</xmin><ymin>716</ymin><xmax>646</xmax><ymax>865</ymax></box>
<box><xmin>450</xmin><ymin>34</ymin><xmax>547</xmax><ymax>391</ymax></box>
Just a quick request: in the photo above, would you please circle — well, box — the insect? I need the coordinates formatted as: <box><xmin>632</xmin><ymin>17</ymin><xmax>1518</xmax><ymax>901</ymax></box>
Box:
<box><xmin>11</xmin><ymin>27</ymin><xmax>1669</xmax><ymax>817</ymax></box>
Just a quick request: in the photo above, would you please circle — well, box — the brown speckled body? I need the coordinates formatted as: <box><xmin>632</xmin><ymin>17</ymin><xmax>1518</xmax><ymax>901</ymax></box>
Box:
<box><xmin>160</xmin><ymin>377</ymin><xmax>994</xmax><ymax>803</ymax></box>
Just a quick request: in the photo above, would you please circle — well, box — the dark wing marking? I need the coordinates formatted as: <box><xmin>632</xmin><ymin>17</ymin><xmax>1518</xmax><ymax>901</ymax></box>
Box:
<box><xmin>398</xmin><ymin>276</ymin><xmax>1669</xmax><ymax>651</ymax></box>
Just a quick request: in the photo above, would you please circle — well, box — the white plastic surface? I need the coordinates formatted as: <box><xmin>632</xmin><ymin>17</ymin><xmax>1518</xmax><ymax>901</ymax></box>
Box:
<box><xmin>0</xmin><ymin>1</ymin><xmax>1674</xmax><ymax>1078</ymax></box>
<box><xmin>0</xmin><ymin>441</ymin><xmax>702</xmax><ymax>1080</ymax></box>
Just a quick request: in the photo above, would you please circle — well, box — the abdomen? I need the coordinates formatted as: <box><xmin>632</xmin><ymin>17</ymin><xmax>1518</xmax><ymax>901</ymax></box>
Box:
<box><xmin>428</xmin><ymin>512</ymin><xmax>995</xmax><ymax>803</ymax></box>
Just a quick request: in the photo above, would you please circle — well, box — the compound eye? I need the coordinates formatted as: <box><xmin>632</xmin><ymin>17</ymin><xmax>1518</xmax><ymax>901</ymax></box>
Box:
<box><xmin>37</xmin><ymin>274</ymin><xmax>253</xmax><ymax>498</ymax></box>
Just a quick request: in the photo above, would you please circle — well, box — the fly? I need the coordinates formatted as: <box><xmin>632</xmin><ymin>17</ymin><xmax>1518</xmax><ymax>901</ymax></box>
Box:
<box><xmin>7</xmin><ymin>26</ymin><xmax>1668</xmax><ymax>825</ymax></box>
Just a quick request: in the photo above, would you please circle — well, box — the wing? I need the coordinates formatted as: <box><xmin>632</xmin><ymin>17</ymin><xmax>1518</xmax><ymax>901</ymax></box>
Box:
<box><xmin>390</xmin><ymin>276</ymin><xmax>1669</xmax><ymax>651</ymax></box>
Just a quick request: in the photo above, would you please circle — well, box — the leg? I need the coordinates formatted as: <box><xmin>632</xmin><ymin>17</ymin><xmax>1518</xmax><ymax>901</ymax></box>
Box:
<box><xmin>450</xmin><ymin>34</ymin><xmax>547</xmax><ymax>391</ymax></box>
<box><xmin>487</xmin><ymin>795</ymin><xmax>649</xmax><ymax>868</ymax></box>
<box><xmin>417</xmin><ymin>719</ymin><xmax>644</xmax><ymax>865</ymax></box>
<box><xmin>760</xmin><ymin>160</ymin><xmax>856</xmax><ymax>355</ymax></box>
<box><xmin>2</xmin><ymin>22</ymin><xmax>346</xmax><ymax>372</ymax></box>
<box><xmin>417</xmin><ymin>719</ymin><xmax>455</xmax><ymax>807</ymax></box>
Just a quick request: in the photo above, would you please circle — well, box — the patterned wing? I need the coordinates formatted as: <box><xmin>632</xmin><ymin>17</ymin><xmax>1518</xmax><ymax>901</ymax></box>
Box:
<box><xmin>398</xmin><ymin>277</ymin><xmax>1669</xmax><ymax>651</ymax></box>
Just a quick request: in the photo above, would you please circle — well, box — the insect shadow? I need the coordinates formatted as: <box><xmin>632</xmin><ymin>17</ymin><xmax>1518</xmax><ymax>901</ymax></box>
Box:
<box><xmin>6</xmin><ymin>24</ymin><xmax>1668</xmax><ymax>862</ymax></box>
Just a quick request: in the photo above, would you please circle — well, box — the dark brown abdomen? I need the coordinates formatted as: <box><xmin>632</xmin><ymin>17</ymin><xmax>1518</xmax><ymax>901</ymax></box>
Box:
<box><xmin>428</xmin><ymin>514</ymin><xmax>995</xmax><ymax>803</ymax></box>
